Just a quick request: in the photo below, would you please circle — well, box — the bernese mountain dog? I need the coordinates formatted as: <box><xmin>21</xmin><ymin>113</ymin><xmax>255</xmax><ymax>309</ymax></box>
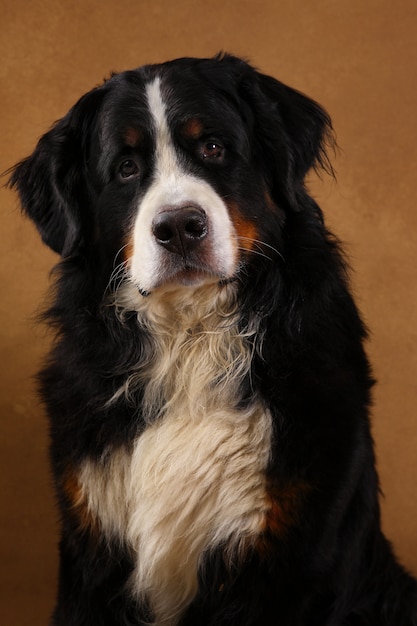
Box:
<box><xmin>10</xmin><ymin>54</ymin><xmax>417</xmax><ymax>625</ymax></box>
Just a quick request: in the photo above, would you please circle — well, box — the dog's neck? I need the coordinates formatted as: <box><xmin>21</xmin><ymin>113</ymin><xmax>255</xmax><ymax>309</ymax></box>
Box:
<box><xmin>110</xmin><ymin>281</ymin><xmax>259</xmax><ymax>423</ymax></box>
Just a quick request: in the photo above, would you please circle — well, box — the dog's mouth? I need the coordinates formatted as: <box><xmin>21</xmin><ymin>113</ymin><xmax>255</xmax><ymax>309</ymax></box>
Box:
<box><xmin>156</xmin><ymin>267</ymin><xmax>222</xmax><ymax>292</ymax></box>
<box><xmin>137</xmin><ymin>258</ymin><xmax>238</xmax><ymax>297</ymax></box>
<box><xmin>175</xmin><ymin>265</ymin><xmax>214</xmax><ymax>283</ymax></box>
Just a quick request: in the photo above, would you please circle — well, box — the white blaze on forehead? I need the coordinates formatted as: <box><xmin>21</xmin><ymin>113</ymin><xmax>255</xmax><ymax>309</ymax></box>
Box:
<box><xmin>146</xmin><ymin>77</ymin><xmax>179</xmax><ymax>179</ymax></box>
<box><xmin>128</xmin><ymin>76</ymin><xmax>238</xmax><ymax>294</ymax></box>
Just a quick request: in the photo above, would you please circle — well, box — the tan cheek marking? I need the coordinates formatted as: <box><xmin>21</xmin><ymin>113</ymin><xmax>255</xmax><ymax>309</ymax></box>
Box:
<box><xmin>227</xmin><ymin>202</ymin><xmax>259</xmax><ymax>252</ymax></box>
<box><xmin>123</xmin><ymin>236</ymin><xmax>134</xmax><ymax>263</ymax></box>
<box><xmin>63</xmin><ymin>469</ymin><xmax>98</xmax><ymax>534</ymax></box>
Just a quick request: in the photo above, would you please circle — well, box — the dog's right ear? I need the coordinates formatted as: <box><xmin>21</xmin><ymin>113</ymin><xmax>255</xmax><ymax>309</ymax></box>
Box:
<box><xmin>8</xmin><ymin>87</ymin><xmax>106</xmax><ymax>256</ymax></box>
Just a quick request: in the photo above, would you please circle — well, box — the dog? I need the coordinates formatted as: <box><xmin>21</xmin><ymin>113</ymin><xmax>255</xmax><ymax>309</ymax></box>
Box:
<box><xmin>10</xmin><ymin>54</ymin><xmax>417</xmax><ymax>625</ymax></box>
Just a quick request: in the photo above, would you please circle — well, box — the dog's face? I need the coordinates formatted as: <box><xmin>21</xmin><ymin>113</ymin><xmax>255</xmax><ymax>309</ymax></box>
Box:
<box><xmin>10</xmin><ymin>55</ymin><xmax>332</xmax><ymax>299</ymax></box>
<box><xmin>98</xmin><ymin>68</ymin><xmax>263</xmax><ymax>296</ymax></box>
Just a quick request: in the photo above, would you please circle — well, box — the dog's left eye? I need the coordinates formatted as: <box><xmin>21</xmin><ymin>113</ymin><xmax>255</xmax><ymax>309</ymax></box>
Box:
<box><xmin>118</xmin><ymin>159</ymin><xmax>140</xmax><ymax>180</ymax></box>
<box><xmin>200</xmin><ymin>141</ymin><xmax>224</xmax><ymax>160</ymax></box>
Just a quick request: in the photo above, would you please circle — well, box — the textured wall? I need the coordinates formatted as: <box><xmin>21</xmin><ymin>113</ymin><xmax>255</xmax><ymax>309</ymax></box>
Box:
<box><xmin>1</xmin><ymin>0</ymin><xmax>416</xmax><ymax>622</ymax></box>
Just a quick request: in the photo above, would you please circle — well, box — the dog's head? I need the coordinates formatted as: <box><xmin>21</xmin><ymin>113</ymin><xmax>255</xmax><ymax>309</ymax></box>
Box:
<box><xmin>10</xmin><ymin>54</ymin><xmax>333</xmax><ymax>297</ymax></box>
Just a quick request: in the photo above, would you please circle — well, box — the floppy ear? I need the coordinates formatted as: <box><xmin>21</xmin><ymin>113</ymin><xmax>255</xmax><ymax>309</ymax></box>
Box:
<box><xmin>9</xmin><ymin>87</ymin><xmax>105</xmax><ymax>256</ymax></box>
<box><xmin>233</xmin><ymin>57</ymin><xmax>334</xmax><ymax>209</ymax></box>
<box><xmin>257</xmin><ymin>72</ymin><xmax>333</xmax><ymax>178</ymax></box>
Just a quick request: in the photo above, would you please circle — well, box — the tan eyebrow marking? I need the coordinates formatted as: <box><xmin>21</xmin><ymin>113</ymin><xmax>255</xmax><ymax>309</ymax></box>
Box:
<box><xmin>181</xmin><ymin>117</ymin><xmax>204</xmax><ymax>140</ymax></box>
<box><xmin>123</xmin><ymin>126</ymin><xmax>143</xmax><ymax>147</ymax></box>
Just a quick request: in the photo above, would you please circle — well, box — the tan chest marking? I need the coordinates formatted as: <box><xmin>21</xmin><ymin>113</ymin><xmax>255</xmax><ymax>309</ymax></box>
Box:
<box><xmin>79</xmin><ymin>403</ymin><xmax>272</xmax><ymax>625</ymax></box>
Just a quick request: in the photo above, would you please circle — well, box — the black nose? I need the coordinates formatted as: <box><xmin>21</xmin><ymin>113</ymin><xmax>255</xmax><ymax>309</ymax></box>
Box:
<box><xmin>152</xmin><ymin>206</ymin><xmax>208</xmax><ymax>256</ymax></box>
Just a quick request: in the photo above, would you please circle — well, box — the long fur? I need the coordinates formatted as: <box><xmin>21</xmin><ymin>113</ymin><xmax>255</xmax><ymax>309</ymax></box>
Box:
<box><xmin>9</xmin><ymin>53</ymin><xmax>417</xmax><ymax>625</ymax></box>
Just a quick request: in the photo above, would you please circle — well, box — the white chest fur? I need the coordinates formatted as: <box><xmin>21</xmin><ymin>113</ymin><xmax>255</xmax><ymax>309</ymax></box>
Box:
<box><xmin>79</xmin><ymin>285</ymin><xmax>273</xmax><ymax>625</ymax></box>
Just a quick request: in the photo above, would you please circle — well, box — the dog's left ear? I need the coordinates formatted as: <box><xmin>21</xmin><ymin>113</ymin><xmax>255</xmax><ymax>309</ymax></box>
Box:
<box><xmin>9</xmin><ymin>87</ymin><xmax>106</xmax><ymax>256</ymax></box>
<box><xmin>237</xmin><ymin>61</ymin><xmax>334</xmax><ymax>209</ymax></box>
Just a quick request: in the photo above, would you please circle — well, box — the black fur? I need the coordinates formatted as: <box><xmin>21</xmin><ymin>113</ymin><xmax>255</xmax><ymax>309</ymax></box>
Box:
<box><xmin>10</xmin><ymin>54</ymin><xmax>417</xmax><ymax>625</ymax></box>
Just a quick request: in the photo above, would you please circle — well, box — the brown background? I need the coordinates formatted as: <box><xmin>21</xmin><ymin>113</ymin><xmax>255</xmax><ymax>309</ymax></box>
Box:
<box><xmin>1</xmin><ymin>0</ymin><xmax>416</xmax><ymax>623</ymax></box>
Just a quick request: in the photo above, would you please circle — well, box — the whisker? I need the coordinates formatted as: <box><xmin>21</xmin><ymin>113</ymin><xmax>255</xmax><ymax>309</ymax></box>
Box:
<box><xmin>237</xmin><ymin>246</ymin><xmax>272</xmax><ymax>262</ymax></box>
<box><xmin>112</xmin><ymin>243</ymin><xmax>130</xmax><ymax>268</ymax></box>
<box><xmin>238</xmin><ymin>237</ymin><xmax>285</xmax><ymax>263</ymax></box>
<box><xmin>105</xmin><ymin>255</ymin><xmax>129</xmax><ymax>296</ymax></box>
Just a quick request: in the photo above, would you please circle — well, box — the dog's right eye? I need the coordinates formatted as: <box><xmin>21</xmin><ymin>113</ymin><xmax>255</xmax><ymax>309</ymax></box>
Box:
<box><xmin>118</xmin><ymin>159</ymin><xmax>140</xmax><ymax>180</ymax></box>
